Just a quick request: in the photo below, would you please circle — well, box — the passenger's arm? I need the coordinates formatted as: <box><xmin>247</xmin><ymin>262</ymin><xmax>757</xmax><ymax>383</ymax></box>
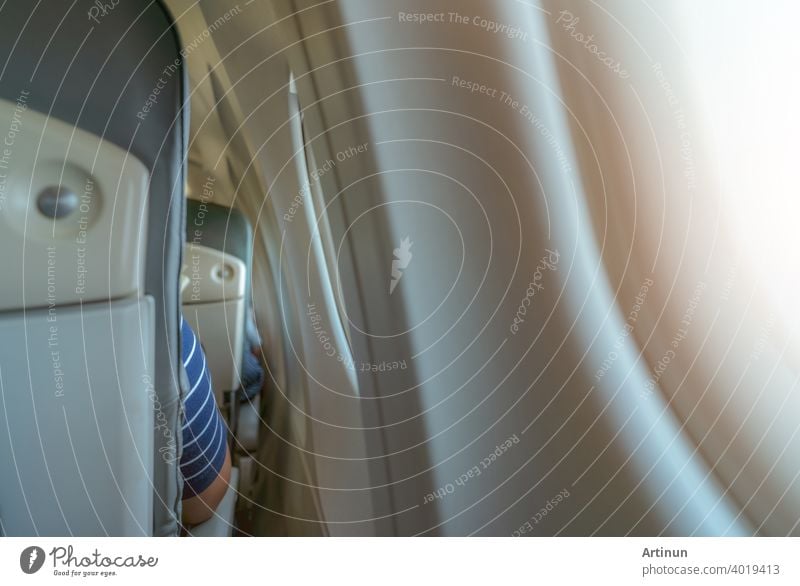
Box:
<box><xmin>179</xmin><ymin>315</ymin><xmax>233</xmax><ymax>526</ymax></box>
<box><xmin>182</xmin><ymin>444</ymin><xmax>232</xmax><ymax>526</ymax></box>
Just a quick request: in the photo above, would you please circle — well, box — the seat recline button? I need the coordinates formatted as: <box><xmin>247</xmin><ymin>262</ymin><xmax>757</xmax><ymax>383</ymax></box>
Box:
<box><xmin>37</xmin><ymin>186</ymin><xmax>79</xmax><ymax>219</ymax></box>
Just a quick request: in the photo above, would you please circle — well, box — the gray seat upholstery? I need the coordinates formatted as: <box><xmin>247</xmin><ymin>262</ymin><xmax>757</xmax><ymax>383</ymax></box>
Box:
<box><xmin>0</xmin><ymin>1</ymin><xmax>187</xmax><ymax>536</ymax></box>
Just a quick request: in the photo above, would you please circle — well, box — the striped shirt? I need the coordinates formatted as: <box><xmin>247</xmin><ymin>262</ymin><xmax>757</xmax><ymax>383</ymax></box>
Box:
<box><xmin>179</xmin><ymin>315</ymin><xmax>228</xmax><ymax>499</ymax></box>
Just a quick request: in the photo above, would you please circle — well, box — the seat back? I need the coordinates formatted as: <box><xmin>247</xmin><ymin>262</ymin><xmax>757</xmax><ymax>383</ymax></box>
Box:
<box><xmin>183</xmin><ymin>200</ymin><xmax>253</xmax><ymax>409</ymax></box>
<box><xmin>0</xmin><ymin>1</ymin><xmax>187</xmax><ymax>536</ymax></box>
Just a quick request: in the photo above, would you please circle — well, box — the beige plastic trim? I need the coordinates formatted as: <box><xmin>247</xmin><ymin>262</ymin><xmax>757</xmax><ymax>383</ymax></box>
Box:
<box><xmin>182</xmin><ymin>243</ymin><xmax>246</xmax><ymax>304</ymax></box>
<box><xmin>182</xmin><ymin>244</ymin><xmax>247</xmax><ymax>402</ymax></box>
<box><xmin>0</xmin><ymin>98</ymin><xmax>149</xmax><ymax>311</ymax></box>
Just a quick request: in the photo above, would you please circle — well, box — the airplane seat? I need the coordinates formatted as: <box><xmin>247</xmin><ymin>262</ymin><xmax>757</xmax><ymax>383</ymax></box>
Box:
<box><xmin>182</xmin><ymin>199</ymin><xmax>254</xmax><ymax>421</ymax></box>
<box><xmin>182</xmin><ymin>199</ymin><xmax>261</xmax><ymax>445</ymax></box>
<box><xmin>181</xmin><ymin>198</ymin><xmax>254</xmax><ymax>537</ymax></box>
<box><xmin>0</xmin><ymin>1</ymin><xmax>187</xmax><ymax>536</ymax></box>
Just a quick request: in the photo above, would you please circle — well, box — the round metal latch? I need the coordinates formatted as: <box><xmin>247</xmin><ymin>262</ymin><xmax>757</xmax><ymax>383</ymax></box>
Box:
<box><xmin>213</xmin><ymin>263</ymin><xmax>235</xmax><ymax>281</ymax></box>
<box><xmin>36</xmin><ymin>186</ymin><xmax>79</xmax><ymax>219</ymax></box>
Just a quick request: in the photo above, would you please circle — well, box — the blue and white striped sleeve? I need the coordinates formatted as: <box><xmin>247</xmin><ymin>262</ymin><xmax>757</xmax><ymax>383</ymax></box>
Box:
<box><xmin>179</xmin><ymin>315</ymin><xmax>228</xmax><ymax>499</ymax></box>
